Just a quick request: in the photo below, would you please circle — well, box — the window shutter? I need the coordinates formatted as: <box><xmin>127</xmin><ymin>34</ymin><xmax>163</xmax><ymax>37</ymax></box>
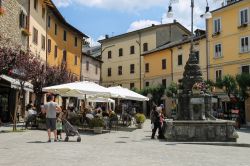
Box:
<box><xmin>19</xmin><ymin>12</ymin><xmax>23</xmax><ymax>28</ymax></box>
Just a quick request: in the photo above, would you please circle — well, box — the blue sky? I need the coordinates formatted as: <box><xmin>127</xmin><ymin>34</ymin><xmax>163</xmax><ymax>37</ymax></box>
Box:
<box><xmin>54</xmin><ymin>0</ymin><xmax>222</xmax><ymax>46</ymax></box>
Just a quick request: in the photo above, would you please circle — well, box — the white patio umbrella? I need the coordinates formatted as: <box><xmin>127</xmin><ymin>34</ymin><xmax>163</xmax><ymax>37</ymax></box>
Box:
<box><xmin>108</xmin><ymin>86</ymin><xmax>149</xmax><ymax>101</ymax></box>
<box><xmin>42</xmin><ymin>81</ymin><xmax>111</xmax><ymax>98</ymax></box>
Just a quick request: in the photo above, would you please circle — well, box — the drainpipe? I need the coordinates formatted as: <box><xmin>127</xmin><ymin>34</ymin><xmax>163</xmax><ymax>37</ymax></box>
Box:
<box><xmin>206</xmin><ymin>19</ymin><xmax>209</xmax><ymax>81</ymax></box>
<box><xmin>137</xmin><ymin>32</ymin><xmax>142</xmax><ymax>90</ymax></box>
<box><xmin>27</xmin><ymin>0</ymin><xmax>30</xmax><ymax>52</ymax></box>
<box><xmin>170</xmin><ymin>48</ymin><xmax>173</xmax><ymax>81</ymax></box>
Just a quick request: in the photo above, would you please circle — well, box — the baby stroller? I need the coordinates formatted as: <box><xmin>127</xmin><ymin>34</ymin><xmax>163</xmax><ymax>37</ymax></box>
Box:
<box><xmin>63</xmin><ymin>119</ymin><xmax>81</xmax><ymax>142</ymax></box>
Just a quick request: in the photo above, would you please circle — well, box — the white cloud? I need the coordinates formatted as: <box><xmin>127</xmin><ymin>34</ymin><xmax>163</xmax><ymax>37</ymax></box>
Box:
<box><xmin>127</xmin><ymin>20</ymin><xmax>161</xmax><ymax>32</ymax></box>
<box><xmin>53</xmin><ymin>0</ymin><xmax>168</xmax><ymax>12</ymax></box>
<box><xmin>86</xmin><ymin>36</ymin><xmax>104</xmax><ymax>47</ymax></box>
<box><xmin>53</xmin><ymin>0</ymin><xmax>72</xmax><ymax>8</ymax></box>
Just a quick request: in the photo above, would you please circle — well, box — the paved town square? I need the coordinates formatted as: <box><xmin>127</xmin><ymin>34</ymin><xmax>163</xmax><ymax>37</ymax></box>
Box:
<box><xmin>0</xmin><ymin>120</ymin><xmax>250</xmax><ymax>166</ymax></box>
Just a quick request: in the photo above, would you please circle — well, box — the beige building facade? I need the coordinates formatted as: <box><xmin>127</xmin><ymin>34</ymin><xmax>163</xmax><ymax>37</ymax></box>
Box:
<box><xmin>100</xmin><ymin>22</ymin><xmax>191</xmax><ymax>90</ymax></box>
<box><xmin>29</xmin><ymin>0</ymin><xmax>47</xmax><ymax>61</ymax></box>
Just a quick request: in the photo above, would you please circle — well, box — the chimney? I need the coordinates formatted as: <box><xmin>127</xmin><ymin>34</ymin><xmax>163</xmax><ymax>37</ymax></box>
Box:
<box><xmin>105</xmin><ymin>34</ymin><xmax>109</xmax><ymax>39</ymax></box>
<box><xmin>173</xmin><ymin>19</ymin><xmax>177</xmax><ymax>23</ymax></box>
<box><xmin>152</xmin><ymin>24</ymin><xmax>155</xmax><ymax>27</ymax></box>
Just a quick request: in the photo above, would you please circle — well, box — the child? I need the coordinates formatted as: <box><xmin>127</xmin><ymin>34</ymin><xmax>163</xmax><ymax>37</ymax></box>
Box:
<box><xmin>56</xmin><ymin>117</ymin><xmax>63</xmax><ymax>140</ymax></box>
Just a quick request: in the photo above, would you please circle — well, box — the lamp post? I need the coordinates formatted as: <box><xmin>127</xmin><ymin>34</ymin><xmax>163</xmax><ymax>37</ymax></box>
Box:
<box><xmin>167</xmin><ymin>0</ymin><xmax>212</xmax><ymax>53</ymax></box>
<box><xmin>166</xmin><ymin>0</ymin><xmax>214</xmax><ymax>120</ymax></box>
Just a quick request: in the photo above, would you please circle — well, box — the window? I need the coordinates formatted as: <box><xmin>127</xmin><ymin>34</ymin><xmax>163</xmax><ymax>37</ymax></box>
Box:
<box><xmin>145</xmin><ymin>82</ymin><xmax>149</xmax><ymax>87</ymax></box>
<box><xmin>74</xmin><ymin>37</ymin><xmax>78</xmax><ymax>47</ymax></box>
<box><xmin>95</xmin><ymin>65</ymin><xmax>98</xmax><ymax>74</ymax></box>
<box><xmin>32</xmin><ymin>27</ymin><xmax>38</xmax><ymax>44</ymax></box>
<box><xmin>240</xmin><ymin>36</ymin><xmax>249</xmax><ymax>53</ymax></box>
<box><xmin>145</xmin><ymin>63</ymin><xmax>149</xmax><ymax>73</ymax></box>
<box><xmin>215</xmin><ymin>70</ymin><xmax>222</xmax><ymax>81</ymax></box>
<box><xmin>48</xmin><ymin>39</ymin><xmax>51</xmax><ymax>53</ymax></box>
<box><xmin>178</xmin><ymin>55</ymin><xmax>182</xmax><ymax>66</ymax></box>
<box><xmin>214</xmin><ymin>44</ymin><xmax>222</xmax><ymax>57</ymax></box>
<box><xmin>54</xmin><ymin>45</ymin><xmax>57</xmax><ymax>58</ymax></box>
<box><xmin>119</xmin><ymin>48</ymin><xmax>123</xmax><ymax>57</ymax></box>
<box><xmin>162</xmin><ymin>59</ymin><xmax>166</xmax><ymax>70</ymax></box>
<box><xmin>19</xmin><ymin>11</ymin><xmax>27</xmax><ymax>29</ymax></box>
<box><xmin>130</xmin><ymin>46</ymin><xmax>135</xmax><ymax>54</ymax></box>
<box><xmin>213</xmin><ymin>18</ymin><xmax>221</xmax><ymax>34</ymax></box>
<box><xmin>86</xmin><ymin>61</ymin><xmax>89</xmax><ymax>71</ymax></box>
<box><xmin>130</xmin><ymin>64</ymin><xmax>135</xmax><ymax>74</ymax></box>
<box><xmin>108</xmin><ymin>68</ymin><xmax>112</xmax><ymax>77</ymax></box>
<box><xmin>242</xmin><ymin>65</ymin><xmax>249</xmax><ymax>74</ymax></box>
<box><xmin>48</xmin><ymin>16</ymin><xmax>51</xmax><ymax>28</ymax></box>
<box><xmin>162</xmin><ymin>79</ymin><xmax>166</xmax><ymax>88</ymax></box>
<box><xmin>34</xmin><ymin>0</ymin><xmax>38</xmax><ymax>10</ymax></box>
<box><xmin>108</xmin><ymin>51</ymin><xmax>112</xmax><ymax>59</ymax></box>
<box><xmin>63</xmin><ymin>30</ymin><xmax>67</xmax><ymax>41</ymax></box>
<box><xmin>41</xmin><ymin>35</ymin><xmax>45</xmax><ymax>50</ymax></box>
<box><xmin>42</xmin><ymin>7</ymin><xmax>45</xmax><ymax>19</ymax></box>
<box><xmin>0</xmin><ymin>0</ymin><xmax>2</xmax><ymax>7</ymax></box>
<box><xmin>74</xmin><ymin>56</ymin><xmax>77</xmax><ymax>65</ymax></box>
<box><xmin>130</xmin><ymin>83</ymin><xmax>135</xmax><ymax>89</ymax></box>
<box><xmin>143</xmin><ymin>43</ymin><xmax>148</xmax><ymax>52</ymax></box>
<box><xmin>63</xmin><ymin>50</ymin><xmax>67</xmax><ymax>62</ymax></box>
<box><xmin>55</xmin><ymin>24</ymin><xmax>57</xmax><ymax>35</ymax></box>
<box><xmin>240</xmin><ymin>8</ymin><xmax>249</xmax><ymax>25</ymax></box>
<box><xmin>118</xmin><ymin>66</ymin><xmax>122</xmax><ymax>75</ymax></box>
<box><xmin>195</xmin><ymin>51</ymin><xmax>200</xmax><ymax>63</ymax></box>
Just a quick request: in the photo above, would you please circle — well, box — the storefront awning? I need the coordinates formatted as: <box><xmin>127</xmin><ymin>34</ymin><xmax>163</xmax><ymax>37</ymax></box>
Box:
<box><xmin>0</xmin><ymin>75</ymin><xmax>33</xmax><ymax>92</ymax></box>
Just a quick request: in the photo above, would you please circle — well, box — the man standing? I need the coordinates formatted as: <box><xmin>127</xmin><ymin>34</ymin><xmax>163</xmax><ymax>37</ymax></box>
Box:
<box><xmin>43</xmin><ymin>95</ymin><xmax>61</xmax><ymax>142</ymax></box>
<box><xmin>150</xmin><ymin>105</ymin><xmax>161</xmax><ymax>139</ymax></box>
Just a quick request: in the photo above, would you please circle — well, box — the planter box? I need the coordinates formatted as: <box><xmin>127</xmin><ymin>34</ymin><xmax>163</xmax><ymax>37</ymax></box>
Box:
<box><xmin>137</xmin><ymin>123</ymin><xmax>143</xmax><ymax>129</ymax></box>
<box><xmin>38</xmin><ymin>123</ymin><xmax>46</xmax><ymax>130</ymax></box>
<box><xmin>93</xmin><ymin>127</ymin><xmax>103</xmax><ymax>134</ymax></box>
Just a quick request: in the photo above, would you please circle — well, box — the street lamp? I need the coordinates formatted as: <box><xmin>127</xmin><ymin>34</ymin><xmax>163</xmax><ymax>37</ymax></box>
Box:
<box><xmin>167</xmin><ymin>0</ymin><xmax>213</xmax><ymax>52</ymax></box>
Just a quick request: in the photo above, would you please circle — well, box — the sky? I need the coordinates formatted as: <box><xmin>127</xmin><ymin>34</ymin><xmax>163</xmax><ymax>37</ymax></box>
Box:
<box><xmin>53</xmin><ymin>0</ymin><xmax>223</xmax><ymax>46</ymax></box>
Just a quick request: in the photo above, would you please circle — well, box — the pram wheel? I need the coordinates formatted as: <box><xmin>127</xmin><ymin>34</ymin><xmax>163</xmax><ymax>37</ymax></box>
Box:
<box><xmin>65</xmin><ymin>136</ymin><xmax>69</xmax><ymax>142</ymax></box>
<box><xmin>77</xmin><ymin>137</ymin><xmax>81</xmax><ymax>142</ymax></box>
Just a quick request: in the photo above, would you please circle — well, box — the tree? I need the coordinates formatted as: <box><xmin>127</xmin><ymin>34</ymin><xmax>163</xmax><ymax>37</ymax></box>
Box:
<box><xmin>139</xmin><ymin>85</ymin><xmax>166</xmax><ymax>105</ymax></box>
<box><xmin>216</xmin><ymin>75</ymin><xmax>238</xmax><ymax>98</ymax></box>
<box><xmin>236</xmin><ymin>73</ymin><xmax>250</xmax><ymax>100</ymax></box>
<box><xmin>166</xmin><ymin>82</ymin><xmax>178</xmax><ymax>98</ymax></box>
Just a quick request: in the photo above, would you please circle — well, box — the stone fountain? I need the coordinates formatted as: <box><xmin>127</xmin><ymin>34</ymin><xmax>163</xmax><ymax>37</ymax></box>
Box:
<box><xmin>164</xmin><ymin>51</ymin><xmax>238</xmax><ymax>142</ymax></box>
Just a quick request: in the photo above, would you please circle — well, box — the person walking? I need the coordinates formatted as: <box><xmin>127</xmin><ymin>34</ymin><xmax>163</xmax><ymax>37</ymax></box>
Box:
<box><xmin>43</xmin><ymin>95</ymin><xmax>62</xmax><ymax>142</ymax></box>
<box><xmin>150</xmin><ymin>105</ymin><xmax>161</xmax><ymax>139</ymax></box>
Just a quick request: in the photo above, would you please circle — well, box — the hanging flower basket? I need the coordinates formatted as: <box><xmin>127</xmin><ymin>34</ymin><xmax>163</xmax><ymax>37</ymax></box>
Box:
<box><xmin>21</xmin><ymin>28</ymin><xmax>31</xmax><ymax>36</ymax></box>
<box><xmin>0</xmin><ymin>7</ymin><xmax>5</xmax><ymax>16</ymax></box>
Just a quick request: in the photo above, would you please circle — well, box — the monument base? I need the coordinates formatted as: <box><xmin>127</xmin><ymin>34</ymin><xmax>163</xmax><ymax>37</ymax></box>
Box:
<box><xmin>164</xmin><ymin>120</ymin><xmax>238</xmax><ymax>142</ymax></box>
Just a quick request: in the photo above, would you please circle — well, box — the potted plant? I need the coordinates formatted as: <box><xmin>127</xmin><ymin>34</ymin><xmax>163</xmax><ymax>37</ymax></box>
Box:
<box><xmin>90</xmin><ymin>117</ymin><xmax>104</xmax><ymax>134</ymax></box>
<box><xmin>21</xmin><ymin>28</ymin><xmax>30</xmax><ymax>36</ymax></box>
<box><xmin>135</xmin><ymin>113</ymin><xmax>146</xmax><ymax>129</ymax></box>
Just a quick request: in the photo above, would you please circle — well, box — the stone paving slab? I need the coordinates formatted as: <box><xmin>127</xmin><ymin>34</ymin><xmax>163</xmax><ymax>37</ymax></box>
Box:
<box><xmin>0</xmin><ymin>120</ymin><xmax>250</xmax><ymax>166</ymax></box>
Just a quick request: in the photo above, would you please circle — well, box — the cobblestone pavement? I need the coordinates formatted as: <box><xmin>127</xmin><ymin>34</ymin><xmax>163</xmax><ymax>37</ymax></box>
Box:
<box><xmin>0</xmin><ymin>120</ymin><xmax>250</xmax><ymax>166</ymax></box>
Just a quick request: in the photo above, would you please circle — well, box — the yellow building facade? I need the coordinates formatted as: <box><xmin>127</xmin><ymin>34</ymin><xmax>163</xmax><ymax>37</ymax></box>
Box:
<box><xmin>100</xmin><ymin>22</ymin><xmax>190</xmax><ymax>90</ymax></box>
<box><xmin>207</xmin><ymin>0</ymin><xmax>250</xmax><ymax>124</ymax></box>
<box><xmin>46</xmin><ymin>3</ymin><xmax>87</xmax><ymax>80</ymax></box>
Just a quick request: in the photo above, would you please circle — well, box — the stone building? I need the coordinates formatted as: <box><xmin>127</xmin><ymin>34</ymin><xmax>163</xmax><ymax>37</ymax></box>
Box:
<box><xmin>0</xmin><ymin>0</ymin><xmax>29</xmax><ymax>50</ymax></box>
<box><xmin>0</xmin><ymin>0</ymin><xmax>31</xmax><ymax>123</ymax></box>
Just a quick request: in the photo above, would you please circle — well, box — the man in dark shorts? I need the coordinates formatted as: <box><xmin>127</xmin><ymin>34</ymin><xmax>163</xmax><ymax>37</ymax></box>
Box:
<box><xmin>43</xmin><ymin>95</ymin><xmax>62</xmax><ymax>142</ymax></box>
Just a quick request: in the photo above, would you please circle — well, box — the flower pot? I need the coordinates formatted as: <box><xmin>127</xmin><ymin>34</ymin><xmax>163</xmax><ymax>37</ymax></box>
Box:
<box><xmin>21</xmin><ymin>28</ymin><xmax>30</xmax><ymax>36</ymax></box>
<box><xmin>137</xmin><ymin>123</ymin><xmax>143</xmax><ymax>129</ymax></box>
<box><xmin>93</xmin><ymin>127</ymin><xmax>103</xmax><ymax>134</ymax></box>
